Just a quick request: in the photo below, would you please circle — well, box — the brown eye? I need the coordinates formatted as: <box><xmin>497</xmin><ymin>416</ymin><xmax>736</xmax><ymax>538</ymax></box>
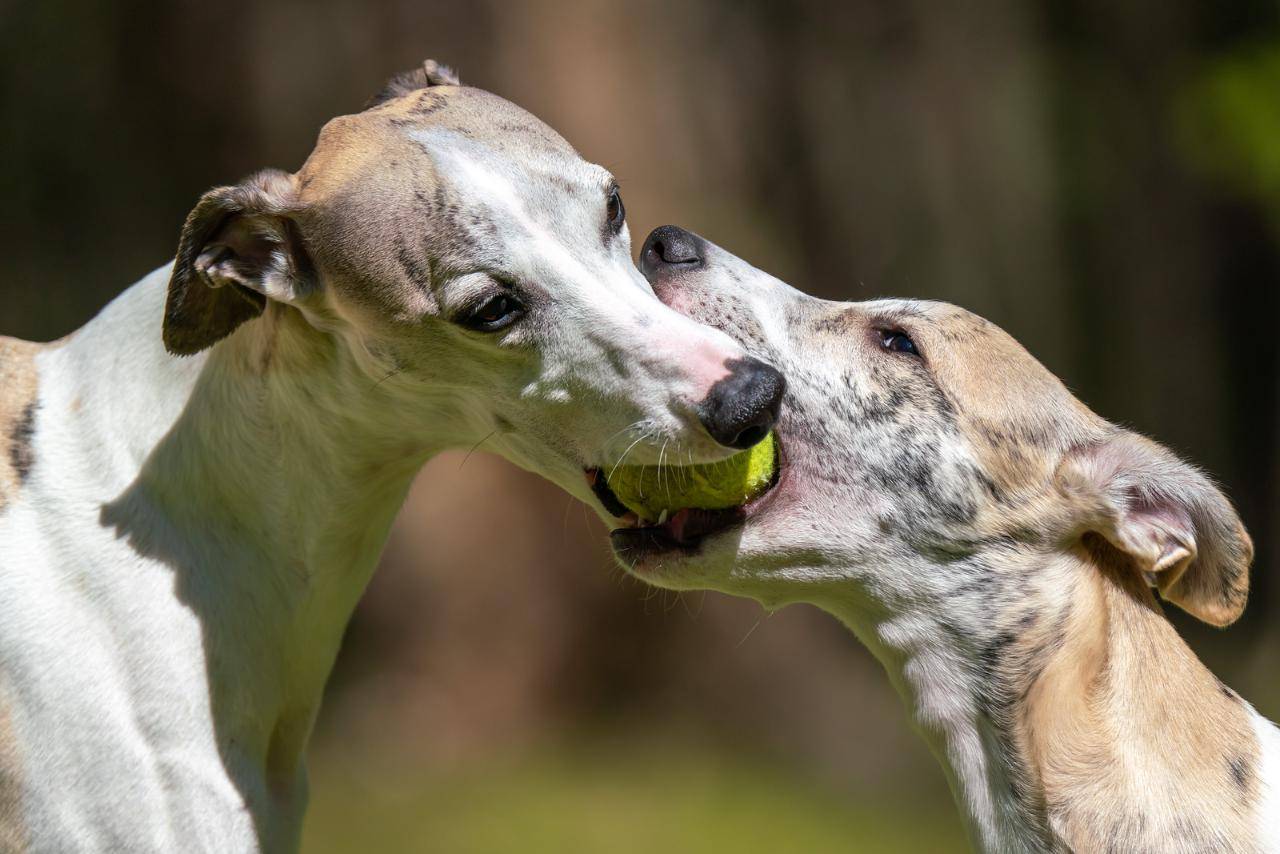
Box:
<box><xmin>606</xmin><ymin>186</ymin><xmax>625</xmax><ymax>232</ymax></box>
<box><xmin>461</xmin><ymin>294</ymin><xmax>524</xmax><ymax>332</ymax></box>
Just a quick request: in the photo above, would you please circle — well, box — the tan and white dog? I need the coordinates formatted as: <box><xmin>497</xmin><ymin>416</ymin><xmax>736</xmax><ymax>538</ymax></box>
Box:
<box><xmin>601</xmin><ymin>225</ymin><xmax>1280</xmax><ymax>853</ymax></box>
<box><xmin>0</xmin><ymin>66</ymin><xmax>784</xmax><ymax>852</ymax></box>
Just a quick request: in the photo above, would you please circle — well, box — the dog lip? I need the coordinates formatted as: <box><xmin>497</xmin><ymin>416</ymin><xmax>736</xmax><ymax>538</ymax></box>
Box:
<box><xmin>586</xmin><ymin>467</ymin><xmax>631</xmax><ymax>518</ymax></box>
<box><xmin>609</xmin><ymin>505</ymin><xmax>747</xmax><ymax>556</ymax></box>
<box><xmin>606</xmin><ymin>433</ymin><xmax>786</xmax><ymax>565</ymax></box>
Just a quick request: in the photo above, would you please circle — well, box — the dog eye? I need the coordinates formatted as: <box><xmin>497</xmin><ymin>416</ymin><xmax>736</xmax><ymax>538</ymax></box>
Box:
<box><xmin>606</xmin><ymin>186</ymin><xmax>625</xmax><ymax>232</ymax></box>
<box><xmin>880</xmin><ymin>330</ymin><xmax>919</xmax><ymax>356</ymax></box>
<box><xmin>461</xmin><ymin>294</ymin><xmax>524</xmax><ymax>332</ymax></box>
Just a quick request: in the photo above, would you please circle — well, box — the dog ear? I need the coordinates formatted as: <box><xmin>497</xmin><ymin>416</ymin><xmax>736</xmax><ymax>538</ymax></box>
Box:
<box><xmin>364</xmin><ymin>59</ymin><xmax>460</xmax><ymax>109</ymax></box>
<box><xmin>1058</xmin><ymin>431</ymin><xmax>1252</xmax><ymax>626</ymax></box>
<box><xmin>164</xmin><ymin>169</ymin><xmax>312</xmax><ymax>356</ymax></box>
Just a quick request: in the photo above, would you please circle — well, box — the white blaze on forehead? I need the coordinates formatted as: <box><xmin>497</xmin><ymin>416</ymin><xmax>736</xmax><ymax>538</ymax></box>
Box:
<box><xmin>407</xmin><ymin>128</ymin><xmax>742</xmax><ymax>422</ymax></box>
<box><xmin>409</xmin><ymin>129</ymin><xmax>646</xmax><ymax>295</ymax></box>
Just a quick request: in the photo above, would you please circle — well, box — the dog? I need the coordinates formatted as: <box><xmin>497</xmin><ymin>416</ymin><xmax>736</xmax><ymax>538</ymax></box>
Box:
<box><xmin>594</xmin><ymin>224</ymin><xmax>1280</xmax><ymax>852</ymax></box>
<box><xmin>0</xmin><ymin>65</ymin><xmax>785</xmax><ymax>852</ymax></box>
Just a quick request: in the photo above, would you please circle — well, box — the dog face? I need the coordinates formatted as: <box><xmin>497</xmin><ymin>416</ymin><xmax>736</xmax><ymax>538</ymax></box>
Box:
<box><xmin>162</xmin><ymin>64</ymin><xmax>776</xmax><ymax>506</ymax></box>
<box><xmin>624</xmin><ymin>226</ymin><xmax>1251</xmax><ymax>629</ymax></box>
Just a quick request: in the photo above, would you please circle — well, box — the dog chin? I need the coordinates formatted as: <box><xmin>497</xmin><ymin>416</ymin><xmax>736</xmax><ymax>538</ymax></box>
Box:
<box><xmin>604</xmin><ymin>451</ymin><xmax>789</xmax><ymax>587</ymax></box>
<box><xmin>610</xmin><ymin>535</ymin><xmax>738</xmax><ymax>590</ymax></box>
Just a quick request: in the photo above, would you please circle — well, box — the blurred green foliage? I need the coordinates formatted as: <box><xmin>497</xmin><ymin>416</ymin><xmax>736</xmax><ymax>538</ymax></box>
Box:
<box><xmin>1181</xmin><ymin>42</ymin><xmax>1280</xmax><ymax>225</ymax></box>
<box><xmin>302</xmin><ymin>741</ymin><xmax>965</xmax><ymax>853</ymax></box>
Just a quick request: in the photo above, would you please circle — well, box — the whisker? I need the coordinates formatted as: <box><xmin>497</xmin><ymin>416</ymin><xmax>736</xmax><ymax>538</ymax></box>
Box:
<box><xmin>600</xmin><ymin>419</ymin><xmax>650</xmax><ymax>456</ymax></box>
<box><xmin>736</xmin><ymin>617</ymin><xmax>764</xmax><ymax>648</ymax></box>
<box><xmin>658</xmin><ymin>438</ymin><xmax>670</xmax><ymax>497</ymax></box>
<box><xmin>561</xmin><ymin>494</ymin><xmax>575</xmax><ymax>542</ymax></box>
<box><xmin>608</xmin><ymin>430</ymin><xmax>653</xmax><ymax>481</ymax></box>
<box><xmin>459</xmin><ymin>430</ymin><xmax>497</xmax><ymax>470</ymax></box>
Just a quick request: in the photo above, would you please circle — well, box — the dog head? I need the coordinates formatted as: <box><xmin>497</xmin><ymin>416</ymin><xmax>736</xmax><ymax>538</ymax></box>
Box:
<box><xmin>162</xmin><ymin>62</ymin><xmax>782</xmax><ymax>507</ymax></box>
<box><xmin>624</xmin><ymin>226</ymin><xmax>1252</xmax><ymax>629</ymax></box>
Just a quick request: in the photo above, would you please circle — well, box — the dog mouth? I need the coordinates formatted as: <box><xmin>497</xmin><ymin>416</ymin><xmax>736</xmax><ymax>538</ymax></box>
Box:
<box><xmin>584</xmin><ymin>437</ymin><xmax>784</xmax><ymax>563</ymax></box>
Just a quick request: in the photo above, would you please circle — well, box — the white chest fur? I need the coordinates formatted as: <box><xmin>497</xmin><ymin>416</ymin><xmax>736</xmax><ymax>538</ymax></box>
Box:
<box><xmin>0</xmin><ymin>268</ymin><xmax>427</xmax><ymax>851</ymax></box>
<box><xmin>1256</xmin><ymin>710</ymin><xmax>1280</xmax><ymax>850</ymax></box>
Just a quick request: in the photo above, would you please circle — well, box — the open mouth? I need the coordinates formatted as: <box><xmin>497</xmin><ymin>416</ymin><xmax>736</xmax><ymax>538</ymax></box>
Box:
<box><xmin>585</xmin><ymin>435</ymin><xmax>783</xmax><ymax>561</ymax></box>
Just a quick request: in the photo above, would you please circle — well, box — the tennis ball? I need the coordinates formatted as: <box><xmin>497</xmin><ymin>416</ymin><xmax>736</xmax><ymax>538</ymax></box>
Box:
<box><xmin>606</xmin><ymin>432</ymin><xmax>777</xmax><ymax>520</ymax></box>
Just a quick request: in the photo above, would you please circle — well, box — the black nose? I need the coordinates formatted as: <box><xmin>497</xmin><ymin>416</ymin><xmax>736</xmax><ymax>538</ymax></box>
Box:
<box><xmin>639</xmin><ymin>225</ymin><xmax>705</xmax><ymax>277</ymax></box>
<box><xmin>698</xmin><ymin>357</ymin><xmax>786</xmax><ymax>450</ymax></box>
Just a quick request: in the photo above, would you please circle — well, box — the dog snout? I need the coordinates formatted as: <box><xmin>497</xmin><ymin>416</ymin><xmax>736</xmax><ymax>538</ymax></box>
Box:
<box><xmin>640</xmin><ymin>225</ymin><xmax>705</xmax><ymax>277</ymax></box>
<box><xmin>697</xmin><ymin>357</ymin><xmax>786</xmax><ymax>450</ymax></box>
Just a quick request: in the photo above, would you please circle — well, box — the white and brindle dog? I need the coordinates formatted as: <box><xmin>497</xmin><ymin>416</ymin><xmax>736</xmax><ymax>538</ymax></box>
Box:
<box><xmin>600</xmin><ymin>225</ymin><xmax>1280</xmax><ymax>852</ymax></box>
<box><xmin>0</xmin><ymin>66</ymin><xmax>784</xmax><ymax>852</ymax></box>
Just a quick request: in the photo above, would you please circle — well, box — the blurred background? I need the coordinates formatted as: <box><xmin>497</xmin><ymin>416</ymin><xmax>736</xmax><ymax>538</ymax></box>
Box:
<box><xmin>3</xmin><ymin>1</ymin><xmax>1279</xmax><ymax>850</ymax></box>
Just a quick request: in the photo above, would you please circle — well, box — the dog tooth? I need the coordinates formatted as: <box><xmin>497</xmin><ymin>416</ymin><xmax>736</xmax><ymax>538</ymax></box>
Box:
<box><xmin>658</xmin><ymin>509</ymin><xmax>669</xmax><ymax>524</ymax></box>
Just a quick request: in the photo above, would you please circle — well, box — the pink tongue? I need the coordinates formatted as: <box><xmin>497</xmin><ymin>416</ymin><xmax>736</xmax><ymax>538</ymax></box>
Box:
<box><xmin>665</xmin><ymin>508</ymin><xmax>693</xmax><ymax>543</ymax></box>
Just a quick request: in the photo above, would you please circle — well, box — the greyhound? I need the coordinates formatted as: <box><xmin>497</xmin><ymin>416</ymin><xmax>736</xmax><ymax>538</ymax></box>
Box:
<box><xmin>0</xmin><ymin>66</ymin><xmax>784</xmax><ymax>852</ymax></box>
<box><xmin>595</xmin><ymin>224</ymin><xmax>1280</xmax><ymax>853</ymax></box>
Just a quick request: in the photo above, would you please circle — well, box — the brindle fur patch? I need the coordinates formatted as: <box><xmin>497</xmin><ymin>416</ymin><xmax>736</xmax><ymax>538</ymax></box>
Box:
<box><xmin>880</xmin><ymin>306</ymin><xmax>1262</xmax><ymax>851</ymax></box>
<box><xmin>0</xmin><ymin>337</ymin><xmax>40</xmax><ymax>514</ymax></box>
<box><xmin>654</xmin><ymin>246</ymin><xmax>1268</xmax><ymax>851</ymax></box>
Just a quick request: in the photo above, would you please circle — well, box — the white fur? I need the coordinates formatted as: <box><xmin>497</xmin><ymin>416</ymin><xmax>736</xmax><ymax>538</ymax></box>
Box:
<box><xmin>1257</xmin><ymin>709</ymin><xmax>1280</xmax><ymax>848</ymax></box>
<box><xmin>0</xmin><ymin>110</ymin><xmax>754</xmax><ymax>849</ymax></box>
<box><xmin>2</xmin><ymin>271</ymin><xmax>264</xmax><ymax>849</ymax></box>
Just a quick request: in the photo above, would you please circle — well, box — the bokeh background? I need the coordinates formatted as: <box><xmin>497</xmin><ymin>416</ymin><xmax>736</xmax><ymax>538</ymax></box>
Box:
<box><xmin>4</xmin><ymin>2</ymin><xmax>1280</xmax><ymax>851</ymax></box>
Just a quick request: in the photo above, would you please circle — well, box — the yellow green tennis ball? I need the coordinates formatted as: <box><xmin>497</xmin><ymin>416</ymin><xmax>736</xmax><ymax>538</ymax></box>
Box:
<box><xmin>606</xmin><ymin>432</ymin><xmax>777</xmax><ymax>520</ymax></box>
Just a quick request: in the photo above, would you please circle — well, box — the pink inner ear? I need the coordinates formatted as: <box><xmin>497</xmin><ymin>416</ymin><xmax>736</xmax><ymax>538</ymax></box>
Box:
<box><xmin>211</xmin><ymin>214</ymin><xmax>286</xmax><ymax>271</ymax></box>
<box><xmin>1121</xmin><ymin>493</ymin><xmax>1196</xmax><ymax>575</ymax></box>
<box><xmin>1067</xmin><ymin>431</ymin><xmax>1250</xmax><ymax>626</ymax></box>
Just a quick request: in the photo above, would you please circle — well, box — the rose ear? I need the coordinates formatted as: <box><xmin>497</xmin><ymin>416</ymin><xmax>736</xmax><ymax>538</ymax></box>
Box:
<box><xmin>164</xmin><ymin>169</ymin><xmax>312</xmax><ymax>356</ymax></box>
<box><xmin>364</xmin><ymin>58</ymin><xmax>460</xmax><ymax>109</ymax></box>
<box><xmin>1059</xmin><ymin>432</ymin><xmax>1253</xmax><ymax>626</ymax></box>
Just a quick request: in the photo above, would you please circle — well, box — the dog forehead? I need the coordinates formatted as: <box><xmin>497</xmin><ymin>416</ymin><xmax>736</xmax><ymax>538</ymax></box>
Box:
<box><xmin>851</xmin><ymin>299</ymin><xmax>1104</xmax><ymax>487</ymax></box>
<box><xmin>908</xmin><ymin>302</ymin><xmax>1094</xmax><ymax>429</ymax></box>
<box><xmin>850</xmin><ymin>300</ymin><xmax>1073</xmax><ymax>409</ymax></box>
<box><xmin>294</xmin><ymin>86</ymin><xmax>612</xmax><ymax>289</ymax></box>
<box><xmin>298</xmin><ymin>86</ymin><xmax>598</xmax><ymax>200</ymax></box>
<box><xmin>795</xmin><ymin>298</ymin><xmax>1104</xmax><ymax>488</ymax></box>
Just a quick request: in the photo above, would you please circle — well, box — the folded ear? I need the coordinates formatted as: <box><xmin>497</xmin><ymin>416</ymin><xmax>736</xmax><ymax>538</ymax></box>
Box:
<box><xmin>1059</xmin><ymin>431</ymin><xmax>1252</xmax><ymax>626</ymax></box>
<box><xmin>364</xmin><ymin>58</ymin><xmax>460</xmax><ymax>109</ymax></box>
<box><xmin>164</xmin><ymin>169</ymin><xmax>312</xmax><ymax>355</ymax></box>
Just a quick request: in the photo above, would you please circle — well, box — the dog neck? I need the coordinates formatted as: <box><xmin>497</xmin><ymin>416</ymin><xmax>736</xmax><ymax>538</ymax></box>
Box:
<box><xmin>819</xmin><ymin>545</ymin><xmax>1264</xmax><ymax>853</ymax></box>
<box><xmin>59</xmin><ymin>268</ymin><xmax>479</xmax><ymax>806</ymax></box>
